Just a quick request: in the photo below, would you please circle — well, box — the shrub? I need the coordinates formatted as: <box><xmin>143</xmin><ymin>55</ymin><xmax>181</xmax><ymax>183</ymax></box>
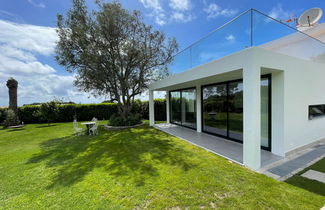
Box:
<box><xmin>0</xmin><ymin>108</ymin><xmax>6</xmax><ymax>123</ymax></box>
<box><xmin>109</xmin><ymin>113</ymin><xmax>142</xmax><ymax>126</ymax></box>
<box><xmin>33</xmin><ymin>101</ymin><xmax>59</xmax><ymax>125</ymax></box>
<box><xmin>141</xmin><ymin>99</ymin><xmax>166</xmax><ymax>121</ymax></box>
<box><xmin>5</xmin><ymin>99</ymin><xmax>166</xmax><ymax>124</ymax></box>
<box><xmin>3</xmin><ymin>109</ymin><xmax>20</xmax><ymax>127</ymax></box>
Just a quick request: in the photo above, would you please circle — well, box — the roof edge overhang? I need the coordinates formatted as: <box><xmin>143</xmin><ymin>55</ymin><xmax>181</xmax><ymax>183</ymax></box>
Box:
<box><xmin>149</xmin><ymin>47</ymin><xmax>325</xmax><ymax>91</ymax></box>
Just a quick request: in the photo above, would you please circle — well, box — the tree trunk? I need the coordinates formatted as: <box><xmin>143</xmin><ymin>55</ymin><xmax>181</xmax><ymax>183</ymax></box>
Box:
<box><xmin>117</xmin><ymin>102</ymin><xmax>132</xmax><ymax>119</ymax></box>
<box><xmin>6</xmin><ymin>78</ymin><xmax>18</xmax><ymax>114</ymax></box>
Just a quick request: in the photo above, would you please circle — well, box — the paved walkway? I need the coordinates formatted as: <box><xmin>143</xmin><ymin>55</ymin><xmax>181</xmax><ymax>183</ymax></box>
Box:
<box><xmin>301</xmin><ymin>170</ymin><xmax>325</xmax><ymax>183</ymax></box>
<box><xmin>263</xmin><ymin>144</ymin><xmax>325</xmax><ymax>180</ymax></box>
<box><xmin>154</xmin><ymin>123</ymin><xmax>282</xmax><ymax>168</ymax></box>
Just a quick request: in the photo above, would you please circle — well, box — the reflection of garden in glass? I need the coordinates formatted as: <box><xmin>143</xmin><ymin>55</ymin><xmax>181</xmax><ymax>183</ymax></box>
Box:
<box><xmin>261</xmin><ymin>78</ymin><xmax>270</xmax><ymax>148</ymax></box>
<box><xmin>228</xmin><ymin>82</ymin><xmax>243</xmax><ymax>140</ymax></box>
<box><xmin>202</xmin><ymin>76</ymin><xmax>271</xmax><ymax>149</ymax></box>
<box><xmin>170</xmin><ymin>89</ymin><xmax>196</xmax><ymax>129</ymax></box>
<box><xmin>202</xmin><ymin>84</ymin><xmax>228</xmax><ymax>137</ymax></box>
<box><xmin>170</xmin><ymin>91</ymin><xmax>181</xmax><ymax>124</ymax></box>
<box><xmin>181</xmin><ymin>89</ymin><xmax>196</xmax><ymax>129</ymax></box>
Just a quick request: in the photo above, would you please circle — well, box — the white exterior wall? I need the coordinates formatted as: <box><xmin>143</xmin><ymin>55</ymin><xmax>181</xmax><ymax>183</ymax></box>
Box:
<box><xmin>166</xmin><ymin>91</ymin><xmax>170</xmax><ymax>123</ymax></box>
<box><xmin>149</xmin><ymin>46</ymin><xmax>325</xmax><ymax>167</ymax></box>
<box><xmin>271</xmin><ymin>71</ymin><xmax>285</xmax><ymax>156</ymax></box>
<box><xmin>149</xmin><ymin>90</ymin><xmax>154</xmax><ymax>126</ymax></box>
<box><xmin>243</xmin><ymin>64</ymin><xmax>261</xmax><ymax>169</ymax></box>
<box><xmin>283</xmin><ymin>61</ymin><xmax>325</xmax><ymax>153</ymax></box>
<box><xmin>196</xmin><ymin>85</ymin><xmax>202</xmax><ymax>132</ymax></box>
<box><xmin>254</xmin><ymin>48</ymin><xmax>325</xmax><ymax>154</ymax></box>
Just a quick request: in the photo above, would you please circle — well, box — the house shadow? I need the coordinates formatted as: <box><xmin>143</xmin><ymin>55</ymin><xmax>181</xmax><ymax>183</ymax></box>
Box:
<box><xmin>27</xmin><ymin>125</ymin><xmax>196</xmax><ymax>188</ymax></box>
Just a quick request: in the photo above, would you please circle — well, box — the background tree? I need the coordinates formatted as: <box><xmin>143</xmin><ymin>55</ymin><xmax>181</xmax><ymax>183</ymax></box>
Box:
<box><xmin>4</xmin><ymin>77</ymin><xmax>20</xmax><ymax>126</ymax></box>
<box><xmin>6</xmin><ymin>77</ymin><xmax>18</xmax><ymax>113</ymax></box>
<box><xmin>56</xmin><ymin>0</ymin><xmax>178</xmax><ymax>118</ymax></box>
<box><xmin>34</xmin><ymin>101</ymin><xmax>59</xmax><ymax>126</ymax></box>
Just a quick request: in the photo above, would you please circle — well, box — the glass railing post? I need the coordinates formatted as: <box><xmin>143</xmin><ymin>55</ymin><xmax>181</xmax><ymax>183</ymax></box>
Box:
<box><xmin>190</xmin><ymin>47</ymin><xmax>192</xmax><ymax>68</ymax></box>
<box><xmin>250</xmin><ymin>9</ymin><xmax>253</xmax><ymax>47</ymax></box>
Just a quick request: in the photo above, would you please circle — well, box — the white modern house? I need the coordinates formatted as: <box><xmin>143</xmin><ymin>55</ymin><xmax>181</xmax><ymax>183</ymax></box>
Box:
<box><xmin>148</xmin><ymin>9</ymin><xmax>325</xmax><ymax>170</ymax></box>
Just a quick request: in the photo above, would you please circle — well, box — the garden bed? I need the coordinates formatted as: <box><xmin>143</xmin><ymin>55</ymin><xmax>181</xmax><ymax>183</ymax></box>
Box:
<box><xmin>104</xmin><ymin>122</ymin><xmax>144</xmax><ymax>130</ymax></box>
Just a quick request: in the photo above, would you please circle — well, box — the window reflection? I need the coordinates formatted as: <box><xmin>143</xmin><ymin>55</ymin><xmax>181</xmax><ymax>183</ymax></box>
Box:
<box><xmin>170</xmin><ymin>88</ymin><xmax>196</xmax><ymax>129</ymax></box>
<box><xmin>202</xmin><ymin>84</ymin><xmax>228</xmax><ymax>136</ymax></box>
<box><xmin>202</xmin><ymin>76</ymin><xmax>271</xmax><ymax>150</ymax></box>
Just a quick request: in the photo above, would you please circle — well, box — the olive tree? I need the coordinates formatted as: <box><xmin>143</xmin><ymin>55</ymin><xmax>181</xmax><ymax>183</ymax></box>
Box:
<box><xmin>56</xmin><ymin>0</ymin><xmax>178</xmax><ymax>118</ymax></box>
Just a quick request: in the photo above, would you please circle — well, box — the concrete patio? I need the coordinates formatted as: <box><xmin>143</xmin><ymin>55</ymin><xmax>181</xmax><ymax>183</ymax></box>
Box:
<box><xmin>154</xmin><ymin>123</ymin><xmax>283</xmax><ymax>168</ymax></box>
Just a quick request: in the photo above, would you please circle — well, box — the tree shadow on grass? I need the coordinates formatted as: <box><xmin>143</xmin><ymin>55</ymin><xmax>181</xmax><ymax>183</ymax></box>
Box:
<box><xmin>35</xmin><ymin>124</ymin><xmax>57</xmax><ymax>128</ymax></box>
<box><xmin>6</xmin><ymin>128</ymin><xmax>25</xmax><ymax>132</ymax></box>
<box><xmin>27</xmin><ymin>125</ymin><xmax>196</xmax><ymax>188</ymax></box>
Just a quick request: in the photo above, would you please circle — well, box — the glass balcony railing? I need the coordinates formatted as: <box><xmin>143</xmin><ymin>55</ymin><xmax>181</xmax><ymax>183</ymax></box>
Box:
<box><xmin>168</xmin><ymin>9</ymin><xmax>325</xmax><ymax>75</ymax></box>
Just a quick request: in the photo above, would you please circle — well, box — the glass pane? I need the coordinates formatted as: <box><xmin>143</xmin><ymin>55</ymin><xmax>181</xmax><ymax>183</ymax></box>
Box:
<box><xmin>252</xmin><ymin>10</ymin><xmax>325</xmax><ymax>65</ymax></box>
<box><xmin>170</xmin><ymin>91</ymin><xmax>181</xmax><ymax>124</ymax></box>
<box><xmin>309</xmin><ymin>104</ymin><xmax>325</xmax><ymax>119</ymax></box>
<box><xmin>181</xmin><ymin>89</ymin><xmax>196</xmax><ymax>128</ymax></box>
<box><xmin>228</xmin><ymin>81</ymin><xmax>243</xmax><ymax>141</ymax></box>
<box><xmin>168</xmin><ymin>48</ymin><xmax>192</xmax><ymax>74</ymax></box>
<box><xmin>164</xmin><ymin>9</ymin><xmax>325</xmax><ymax>79</ymax></box>
<box><xmin>261</xmin><ymin>77</ymin><xmax>270</xmax><ymax>148</ymax></box>
<box><xmin>191</xmin><ymin>11</ymin><xmax>251</xmax><ymax>69</ymax></box>
<box><xmin>202</xmin><ymin>84</ymin><xmax>228</xmax><ymax>136</ymax></box>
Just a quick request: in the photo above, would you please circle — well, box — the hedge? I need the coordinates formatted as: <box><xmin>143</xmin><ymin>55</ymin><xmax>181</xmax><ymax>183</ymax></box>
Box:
<box><xmin>0</xmin><ymin>99</ymin><xmax>166</xmax><ymax>124</ymax></box>
<box><xmin>140</xmin><ymin>99</ymin><xmax>166</xmax><ymax>122</ymax></box>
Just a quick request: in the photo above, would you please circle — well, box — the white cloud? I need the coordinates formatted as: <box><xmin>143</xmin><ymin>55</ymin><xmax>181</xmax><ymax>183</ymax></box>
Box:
<box><xmin>139</xmin><ymin>0</ymin><xmax>162</xmax><ymax>11</ymax></box>
<box><xmin>203</xmin><ymin>3</ymin><xmax>238</xmax><ymax>19</ymax></box>
<box><xmin>268</xmin><ymin>3</ymin><xmax>292</xmax><ymax>21</ymax></box>
<box><xmin>171</xmin><ymin>12</ymin><xmax>194</xmax><ymax>23</ymax></box>
<box><xmin>0</xmin><ymin>45</ymin><xmax>36</xmax><ymax>62</ymax></box>
<box><xmin>0</xmin><ymin>20</ymin><xmax>57</xmax><ymax>76</ymax></box>
<box><xmin>0</xmin><ymin>20</ymin><xmax>104</xmax><ymax>106</ymax></box>
<box><xmin>169</xmin><ymin>0</ymin><xmax>191</xmax><ymax>11</ymax></box>
<box><xmin>0</xmin><ymin>20</ymin><xmax>57</xmax><ymax>55</ymax></box>
<box><xmin>138</xmin><ymin>0</ymin><xmax>195</xmax><ymax>25</ymax></box>
<box><xmin>225</xmin><ymin>34</ymin><xmax>235</xmax><ymax>42</ymax></box>
<box><xmin>0</xmin><ymin>10</ymin><xmax>24</xmax><ymax>23</ymax></box>
<box><xmin>27</xmin><ymin>0</ymin><xmax>45</xmax><ymax>8</ymax></box>
<box><xmin>0</xmin><ymin>72</ymin><xmax>104</xmax><ymax>106</ymax></box>
<box><xmin>155</xmin><ymin>14</ymin><xmax>167</xmax><ymax>26</ymax></box>
<box><xmin>0</xmin><ymin>54</ymin><xmax>56</xmax><ymax>75</ymax></box>
<box><xmin>139</xmin><ymin>0</ymin><xmax>167</xmax><ymax>25</ymax></box>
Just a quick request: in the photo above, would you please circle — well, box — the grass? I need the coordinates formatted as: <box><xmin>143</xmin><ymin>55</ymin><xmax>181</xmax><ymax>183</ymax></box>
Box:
<box><xmin>285</xmin><ymin>157</ymin><xmax>325</xmax><ymax>196</ymax></box>
<box><xmin>0</xmin><ymin>121</ymin><xmax>324</xmax><ymax>209</ymax></box>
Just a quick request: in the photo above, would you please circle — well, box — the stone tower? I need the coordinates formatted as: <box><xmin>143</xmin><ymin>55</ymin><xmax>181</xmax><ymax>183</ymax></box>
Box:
<box><xmin>6</xmin><ymin>77</ymin><xmax>18</xmax><ymax>112</ymax></box>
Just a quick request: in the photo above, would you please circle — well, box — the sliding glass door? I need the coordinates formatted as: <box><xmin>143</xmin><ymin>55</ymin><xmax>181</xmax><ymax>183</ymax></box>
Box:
<box><xmin>261</xmin><ymin>77</ymin><xmax>270</xmax><ymax>149</ymax></box>
<box><xmin>181</xmin><ymin>89</ymin><xmax>197</xmax><ymax>129</ymax></box>
<box><xmin>202</xmin><ymin>84</ymin><xmax>228</xmax><ymax>136</ymax></box>
<box><xmin>228</xmin><ymin>81</ymin><xmax>243</xmax><ymax>141</ymax></box>
<box><xmin>170</xmin><ymin>91</ymin><xmax>181</xmax><ymax>124</ymax></box>
<box><xmin>170</xmin><ymin>88</ymin><xmax>196</xmax><ymax>129</ymax></box>
<box><xmin>202</xmin><ymin>75</ymin><xmax>271</xmax><ymax>150</ymax></box>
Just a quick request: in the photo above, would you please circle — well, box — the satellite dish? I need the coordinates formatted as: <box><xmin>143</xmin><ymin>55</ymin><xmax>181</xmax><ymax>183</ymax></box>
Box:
<box><xmin>298</xmin><ymin>8</ymin><xmax>323</xmax><ymax>27</ymax></box>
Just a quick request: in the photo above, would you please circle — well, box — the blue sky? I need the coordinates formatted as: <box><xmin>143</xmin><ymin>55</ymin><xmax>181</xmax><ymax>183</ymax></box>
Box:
<box><xmin>0</xmin><ymin>0</ymin><xmax>324</xmax><ymax>106</ymax></box>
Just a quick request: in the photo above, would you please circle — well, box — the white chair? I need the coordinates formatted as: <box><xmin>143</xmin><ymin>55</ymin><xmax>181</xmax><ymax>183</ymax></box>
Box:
<box><xmin>89</xmin><ymin>120</ymin><xmax>98</xmax><ymax>135</ymax></box>
<box><xmin>73</xmin><ymin>120</ymin><xmax>84</xmax><ymax>136</ymax></box>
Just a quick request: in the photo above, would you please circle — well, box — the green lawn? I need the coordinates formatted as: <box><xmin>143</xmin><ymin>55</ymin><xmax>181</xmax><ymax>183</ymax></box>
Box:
<box><xmin>286</xmin><ymin>157</ymin><xmax>325</xmax><ymax>196</ymax></box>
<box><xmin>0</xmin><ymin>122</ymin><xmax>324</xmax><ymax>209</ymax></box>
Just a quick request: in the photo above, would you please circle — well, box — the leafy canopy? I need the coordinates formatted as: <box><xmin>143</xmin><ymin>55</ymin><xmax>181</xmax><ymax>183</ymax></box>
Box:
<box><xmin>56</xmin><ymin>0</ymin><xmax>178</xmax><ymax>118</ymax></box>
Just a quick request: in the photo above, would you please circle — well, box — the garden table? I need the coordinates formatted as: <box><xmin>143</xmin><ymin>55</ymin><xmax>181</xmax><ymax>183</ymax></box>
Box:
<box><xmin>81</xmin><ymin>122</ymin><xmax>96</xmax><ymax>135</ymax></box>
